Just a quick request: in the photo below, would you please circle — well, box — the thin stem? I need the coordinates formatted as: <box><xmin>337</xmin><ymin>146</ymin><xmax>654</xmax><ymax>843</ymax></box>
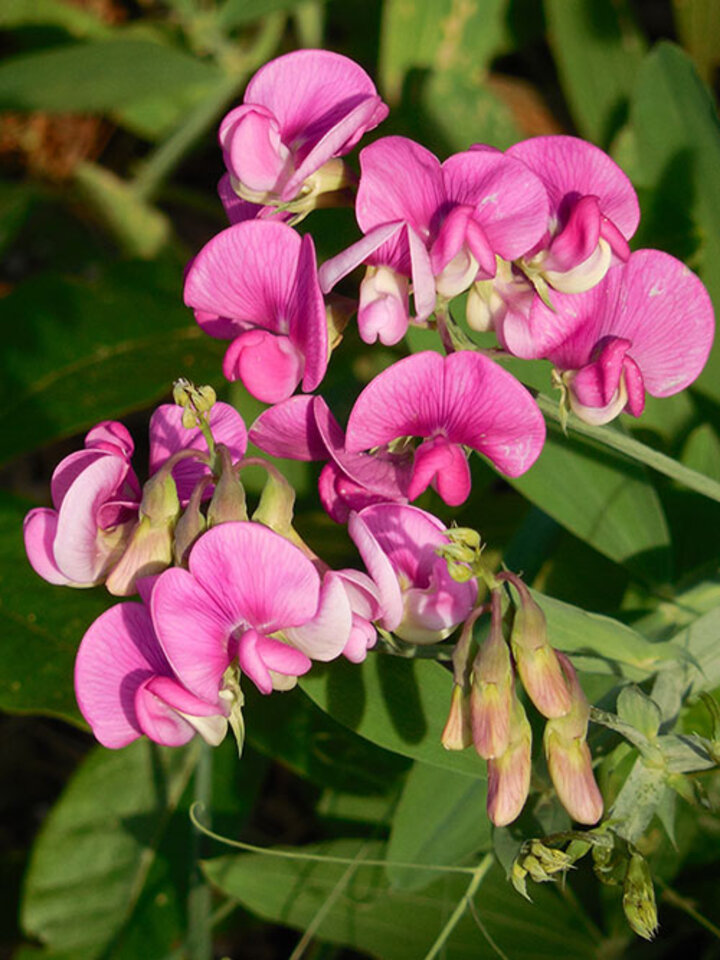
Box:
<box><xmin>132</xmin><ymin>13</ymin><xmax>285</xmax><ymax>201</ymax></box>
<box><xmin>536</xmin><ymin>394</ymin><xmax>720</xmax><ymax>505</ymax></box>
<box><xmin>422</xmin><ymin>853</ymin><xmax>495</xmax><ymax>960</ymax></box>
<box><xmin>187</xmin><ymin>743</ymin><xmax>214</xmax><ymax>960</ymax></box>
<box><xmin>656</xmin><ymin>877</ymin><xmax>720</xmax><ymax>940</ymax></box>
<box><xmin>467</xmin><ymin>897</ymin><xmax>510</xmax><ymax>960</ymax></box>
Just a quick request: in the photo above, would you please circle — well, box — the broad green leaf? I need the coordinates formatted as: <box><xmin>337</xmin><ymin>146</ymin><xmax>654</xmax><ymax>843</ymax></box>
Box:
<box><xmin>318</xmin><ymin>791</ymin><xmax>394</xmax><ymax>824</ymax></box>
<box><xmin>610</xmin><ymin>756</ymin><xmax>668</xmax><ymax>842</ymax></box>
<box><xmin>0</xmin><ymin>40</ymin><xmax>222</xmax><ymax>113</ymax></box>
<box><xmin>0</xmin><ymin>492</ymin><xmax>108</xmax><ymax>725</ymax></box>
<box><xmin>21</xmin><ymin>741</ymin><xmax>197</xmax><ymax>958</ymax></box>
<box><xmin>0</xmin><ymin>258</ymin><xmax>224</xmax><ymax>464</ymax></box>
<box><xmin>509</xmin><ymin>427</ymin><xmax>672</xmax><ymax>583</ymax></box>
<box><xmin>203</xmin><ymin>839</ymin><xmax>598</xmax><ymax>959</ymax></box>
<box><xmin>544</xmin><ymin>0</ymin><xmax>645</xmax><ymax>145</ymax></box>
<box><xmin>682</xmin><ymin>423</ymin><xmax>720</xmax><ymax>482</ymax></box>
<box><xmin>0</xmin><ymin>0</ymin><xmax>111</xmax><ymax>37</ymax></box>
<box><xmin>300</xmin><ymin>656</ymin><xmax>488</xmax><ymax>778</ymax></box>
<box><xmin>387</xmin><ymin>761</ymin><xmax>491</xmax><ymax>891</ymax></box>
<box><xmin>630</xmin><ymin>43</ymin><xmax>720</xmax><ymax>400</ymax></box>
<box><xmin>666</xmin><ymin>604</ymin><xmax>720</xmax><ymax>694</ymax></box>
<box><xmin>616</xmin><ymin>686</ymin><xmax>662</xmax><ymax>738</ymax></box>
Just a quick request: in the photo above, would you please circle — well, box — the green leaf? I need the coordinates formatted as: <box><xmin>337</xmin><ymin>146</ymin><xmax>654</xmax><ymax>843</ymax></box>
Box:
<box><xmin>544</xmin><ymin>0</ymin><xmax>645</xmax><ymax>145</ymax></box>
<box><xmin>21</xmin><ymin>741</ymin><xmax>197</xmax><ymax>958</ymax></box>
<box><xmin>0</xmin><ymin>180</ymin><xmax>37</xmax><ymax>256</ymax></box>
<box><xmin>610</xmin><ymin>756</ymin><xmax>668</xmax><ymax>843</ymax></box>
<box><xmin>0</xmin><ymin>39</ymin><xmax>222</xmax><ymax>113</ymax></box>
<box><xmin>0</xmin><ymin>0</ymin><xmax>111</xmax><ymax>37</ymax></box>
<box><xmin>616</xmin><ymin>686</ymin><xmax>662</xmax><ymax>738</ymax></box>
<box><xmin>0</xmin><ymin>492</ymin><xmax>110</xmax><ymax>725</ymax></box>
<box><xmin>203</xmin><ymin>839</ymin><xmax>598</xmax><ymax>959</ymax></box>
<box><xmin>672</xmin><ymin>0</ymin><xmax>720</xmax><ymax>86</ymax></box>
<box><xmin>387</xmin><ymin>761</ymin><xmax>491</xmax><ymax>891</ymax></box>
<box><xmin>630</xmin><ymin>43</ymin><xmax>720</xmax><ymax>401</ymax></box>
<box><xmin>666</xmin><ymin>604</ymin><xmax>720</xmax><ymax>695</ymax></box>
<box><xmin>682</xmin><ymin>423</ymin><xmax>720</xmax><ymax>482</ymax></box>
<box><xmin>509</xmin><ymin>428</ymin><xmax>671</xmax><ymax>583</ymax></box>
<box><xmin>300</xmin><ymin>655</ymin><xmax>488</xmax><ymax>778</ymax></box>
<box><xmin>0</xmin><ymin>258</ymin><xmax>224</xmax><ymax>465</ymax></box>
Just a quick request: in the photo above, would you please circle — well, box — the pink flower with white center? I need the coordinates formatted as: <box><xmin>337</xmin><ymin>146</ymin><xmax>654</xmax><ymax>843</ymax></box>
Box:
<box><xmin>347</xmin><ymin>503</ymin><xmax>477</xmax><ymax>644</ymax></box>
<box><xmin>249</xmin><ymin>394</ymin><xmax>412</xmax><ymax>523</ymax></box>
<box><xmin>24</xmin><ymin>421</ymin><xmax>141</xmax><ymax>588</ymax></box>
<box><xmin>344</xmin><ymin>351</ymin><xmax>546</xmax><ymax>507</ymax></box>
<box><xmin>184</xmin><ymin>221</ymin><xmax>328</xmax><ymax>403</ymax></box>
<box><xmin>75</xmin><ymin>601</ymin><xmax>228</xmax><ymax>749</ymax></box>
<box><xmin>151</xmin><ymin>522</ymin><xmax>352</xmax><ymax>701</ymax></box>
<box><xmin>516</xmin><ymin>250</ymin><xmax>715</xmax><ymax>425</ymax></box>
<box><xmin>318</xmin><ymin>136</ymin><xmax>549</xmax><ymax>344</ymax></box>
<box><xmin>220</xmin><ymin>50</ymin><xmax>387</xmax><ymax>212</ymax></box>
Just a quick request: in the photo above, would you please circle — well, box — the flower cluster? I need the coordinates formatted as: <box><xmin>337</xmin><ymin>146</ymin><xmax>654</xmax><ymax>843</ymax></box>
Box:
<box><xmin>24</xmin><ymin>49</ymin><xmax>714</xmax><ymax>828</ymax></box>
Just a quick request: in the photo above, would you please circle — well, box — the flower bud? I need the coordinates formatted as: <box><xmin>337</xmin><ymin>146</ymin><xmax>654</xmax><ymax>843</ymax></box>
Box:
<box><xmin>207</xmin><ymin>445</ymin><xmax>247</xmax><ymax>527</ymax></box>
<box><xmin>250</xmin><ymin>462</ymin><xmax>296</xmax><ymax>536</ymax></box>
<box><xmin>500</xmin><ymin>573</ymin><xmax>571</xmax><ymax>718</ymax></box>
<box><xmin>623</xmin><ymin>851</ymin><xmax>658</xmax><ymax>941</ymax></box>
<box><xmin>543</xmin><ymin>652</ymin><xmax>603</xmax><ymax>825</ymax></box>
<box><xmin>173</xmin><ymin>478</ymin><xmax>208</xmax><ymax>567</ymax></box>
<box><xmin>173</xmin><ymin>379</ymin><xmax>217</xmax><ymax>428</ymax></box>
<box><xmin>441</xmin><ymin>683</ymin><xmax>472</xmax><ymax>751</ymax></box>
<box><xmin>470</xmin><ymin>592</ymin><xmax>514</xmax><ymax>759</ymax></box>
<box><xmin>486</xmin><ymin>693</ymin><xmax>532</xmax><ymax>827</ymax></box>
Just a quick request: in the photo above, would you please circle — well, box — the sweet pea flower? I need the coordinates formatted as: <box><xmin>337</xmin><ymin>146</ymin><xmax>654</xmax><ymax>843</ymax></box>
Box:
<box><xmin>75</xmin><ymin>600</ymin><xmax>228</xmax><ymax>748</ymax></box>
<box><xmin>184</xmin><ymin>221</ymin><xmax>328</xmax><ymax>403</ymax></box>
<box><xmin>319</xmin><ymin>136</ymin><xmax>549</xmax><ymax>344</ymax></box>
<box><xmin>347</xmin><ymin>503</ymin><xmax>477</xmax><ymax>644</ymax></box>
<box><xmin>249</xmin><ymin>394</ymin><xmax>412</xmax><ymax>523</ymax></box>
<box><xmin>151</xmin><ymin>521</ymin><xmax>352</xmax><ymax>702</ymax></box>
<box><xmin>220</xmin><ymin>50</ymin><xmax>387</xmax><ymax>214</ymax></box>
<box><xmin>515</xmin><ymin>250</ymin><xmax>715</xmax><ymax>425</ymax></box>
<box><xmin>344</xmin><ymin>351</ymin><xmax>546</xmax><ymax>506</ymax></box>
<box><xmin>24</xmin><ymin>421</ymin><xmax>141</xmax><ymax>588</ymax></box>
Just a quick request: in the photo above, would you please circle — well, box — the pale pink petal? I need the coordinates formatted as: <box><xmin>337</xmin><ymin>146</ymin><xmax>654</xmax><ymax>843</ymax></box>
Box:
<box><xmin>244</xmin><ymin>50</ymin><xmax>384</xmax><ymax>152</ymax></box>
<box><xmin>249</xmin><ymin>395</ymin><xmax>328</xmax><ymax>460</ymax></box>
<box><xmin>53</xmin><ymin>455</ymin><xmax>132</xmax><ymax>584</ymax></box>
<box><xmin>223</xmin><ymin>330</ymin><xmax>304</xmax><ymax>402</ymax></box>
<box><xmin>318</xmin><ymin>221</ymin><xmax>405</xmax><ymax>293</ymax></box>
<box><xmin>442</xmin><ymin>150</ymin><xmax>549</xmax><ymax>259</ymax></box>
<box><xmin>23</xmin><ymin>509</ymin><xmax>71</xmax><ymax>586</ymax></box>
<box><xmin>222</xmin><ymin>105</ymin><xmax>292</xmax><ymax>194</ymax></box>
<box><xmin>347</xmin><ymin>511</ymin><xmax>404</xmax><ymax>630</ymax></box>
<box><xmin>345</xmin><ymin>352</ymin><xmax>446</xmax><ymax>451</ymax></box>
<box><xmin>51</xmin><ymin>449</ymin><xmax>105</xmax><ymax>510</ymax></box>
<box><xmin>288</xmin><ymin>233</ymin><xmax>328</xmax><ymax>392</ymax></box>
<box><xmin>285</xmin><ymin>571</ymin><xmax>352</xmax><ymax>660</ymax></box>
<box><xmin>184</xmin><ymin>221</ymin><xmax>300</xmax><ymax>328</ymax></box>
<box><xmin>74</xmin><ymin>603</ymin><xmax>170</xmax><ymax>748</ymax></box>
<box><xmin>343</xmin><ymin>615</ymin><xmax>377</xmax><ymax>662</ymax></box>
<box><xmin>507</xmin><ymin>135</ymin><xmax>639</xmax><ymax>240</ymax></box>
<box><xmin>357</xmin><ymin>503</ymin><xmax>446</xmax><ymax>586</ymax></box>
<box><xmin>237</xmin><ymin>629</ymin><xmax>311</xmax><ymax>695</ymax></box>
<box><xmin>188</xmin><ymin>522</ymin><xmax>320</xmax><ymax>634</ymax></box>
<box><xmin>406</xmin><ymin>225</ymin><xmax>437</xmax><ymax>320</ymax></box>
<box><xmin>151</xmin><ymin>567</ymin><xmax>231</xmax><ymax>704</ymax></box>
<box><xmin>336</xmin><ymin>568</ymin><xmax>384</xmax><ymax>621</ymax></box>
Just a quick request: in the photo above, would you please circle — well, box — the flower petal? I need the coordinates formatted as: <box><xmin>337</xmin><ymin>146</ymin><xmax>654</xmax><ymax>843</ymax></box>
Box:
<box><xmin>347</xmin><ymin>511</ymin><xmax>403</xmax><ymax>630</ymax></box>
<box><xmin>249</xmin><ymin>394</ymin><xmax>329</xmax><ymax>460</ymax></box>
<box><xmin>288</xmin><ymin>233</ymin><xmax>328</xmax><ymax>392</ymax></box>
<box><xmin>223</xmin><ymin>329</ymin><xmax>304</xmax><ymax>402</ymax></box>
<box><xmin>23</xmin><ymin>508</ymin><xmax>71</xmax><ymax>586</ymax></box>
<box><xmin>285</xmin><ymin>571</ymin><xmax>352</xmax><ymax>660</ymax></box>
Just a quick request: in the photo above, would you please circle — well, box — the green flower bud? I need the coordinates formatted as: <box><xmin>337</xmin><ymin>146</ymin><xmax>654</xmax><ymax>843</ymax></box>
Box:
<box><xmin>623</xmin><ymin>852</ymin><xmax>658</xmax><ymax>941</ymax></box>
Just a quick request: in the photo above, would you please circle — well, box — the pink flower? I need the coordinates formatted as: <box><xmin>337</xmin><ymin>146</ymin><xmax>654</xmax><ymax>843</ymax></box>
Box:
<box><xmin>517</xmin><ymin>250</ymin><xmax>715</xmax><ymax>424</ymax></box>
<box><xmin>344</xmin><ymin>351</ymin><xmax>546</xmax><ymax>506</ymax></box>
<box><xmin>220</xmin><ymin>50</ymin><xmax>387</xmax><ymax>211</ymax></box>
<box><xmin>75</xmin><ymin>600</ymin><xmax>228</xmax><ymax>748</ymax></box>
<box><xmin>346</xmin><ymin>503</ymin><xmax>477</xmax><ymax>644</ymax></box>
<box><xmin>249</xmin><ymin>394</ymin><xmax>412</xmax><ymax>522</ymax></box>
<box><xmin>151</xmin><ymin>521</ymin><xmax>352</xmax><ymax>700</ymax></box>
<box><xmin>24</xmin><ymin>421</ymin><xmax>141</xmax><ymax>587</ymax></box>
<box><xmin>319</xmin><ymin>136</ymin><xmax>549</xmax><ymax>344</ymax></box>
<box><xmin>184</xmin><ymin>221</ymin><xmax>328</xmax><ymax>403</ymax></box>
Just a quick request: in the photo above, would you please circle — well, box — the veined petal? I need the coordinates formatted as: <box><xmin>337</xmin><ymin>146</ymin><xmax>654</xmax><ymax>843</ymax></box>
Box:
<box><xmin>249</xmin><ymin>395</ymin><xmax>329</xmax><ymax>460</ymax></box>
<box><xmin>84</xmin><ymin>421</ymin><xmax>135</xmax><ymax>460</ymax></box>
<box><xmin>288</xmin><ymin>233</ymin><xmax>328</xmax><ymax>392</ymax></box>
<box><xmin>184</xmin><ymin>221</ymin><xmax>301</xmax><ymax>329</ymax></box>
<box><xmin>318</xmin><ymin>221</ymin><xmax>405</xmax><ymax>293</ymax></box>
<box><xmin>223</xmin><ymin>330</ymin><xmax>304</xmax><ymax>402</ymax></box>
<box><xmin>222</xmin><ymin>105</ymin><xmax>292</xmax><ymax>195</ymax></box>
<box><xmin>285</xmin><ymin>571</ymin><xmax>352</xmax><ymax>660</ymax></box>
<box><xmin>542</xmin><ymin>195</ymin><xmax>601</xmax><ymax>274</ymax></box>
<box><xmin>237</xmin><ymin>628</ymin><xmax>312</xmax><ymax>695</ymax></box>
<box><xmin>356</xmin><ymin>502</ymin><xmax>446</xmax><ymax>586</ymax></box>
<box><xmin>134</xmin><ymin>679</ymin><xmax>197</xmax><ymax>747</ymax></box>
<box><xmin>407</xmin><ymin>437</ymin><xmax>471</xmax><ymax>506</ymax></box>
<box><xmin>23</xmin><ymin>509</ymin><xmax>72</xmax><ymax>586</ymax></box>
<box><xmin>347</xmin><ymin>511</ymin><xmax>404</xmax><ymax>630</ymax></box>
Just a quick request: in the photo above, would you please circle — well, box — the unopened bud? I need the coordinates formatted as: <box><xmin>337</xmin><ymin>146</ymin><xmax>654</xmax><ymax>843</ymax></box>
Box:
<box><xmin>501</xmin><ymin>573</ymin><xmax>571</xmax><ymax>718</ymax></box>
<box><xmin>486</xmin><ymin>694</ymin><xmax>532</xmax><ymax>827</ymax></box>
<box><xmin>251</xmin><ymin>461</ymin><xmax>297</xmax><ymax>536</ymax></box>
<box><xmin>173</xmin><ymin>379</ymin><xmax>216</xmax><ymax>426</ymax></box>
<box><xmin>441</xmin><ymin>684</ymin><xmax>472</xmax><ymax>751</ymax></box>
<box><xmin>173</xmin><ymin>479</ymin><xmax>208</xmax><ymax>567</ymax></box>
<box><xmin>623</xmin><ymin>852</ymin><xmax>658</xmax><ymax>941</ymax></box>
<box><xmin>543</xmin><ymin>652</ymin><xmax>603</xmax><ymax>825</ymax></box>
<box><xmin>526</xmin><ymin>840</ymin><xmax>573</xmax><ymax>879</ymax></box>
<box><xmin>325</xmin><ymin>294</ymin><xmax>354</xmax><ymax>352</ymax></box>
<box><xmin>207</xmin><ymin>445</ymin><xmax>247</xmax><ymax>526</ymax></box>
<box><xmin>466</xmin><ymin>279</ymin><xmax>503</xmax><ymax>332</ymax></box>
<box><xmin>470</xmin><ymin>592</ymin><xmax>514</xmax><ymax>758</ymax></box>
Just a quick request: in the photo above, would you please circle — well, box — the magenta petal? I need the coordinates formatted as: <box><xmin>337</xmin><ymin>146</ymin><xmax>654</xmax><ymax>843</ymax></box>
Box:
<box><xmin>600</xmin><ymin>215</ymin><xmax>630</xmax><ymax>261</ymax></box>
<box><xmin>408</xmin><ymin>437</ymin><xmax>471</xmax><ymax>506</ymax></box>
<box><xmin>572</xmin><ymin>337</ymin><xmax>631</xmax><ymax>407</ymax></box>
<box><xmin>249</xmin><ymin>395</ymin><xmax>329</xmax><ymax>460</ymax></box>
<box><xmin>356</xmin><ymin>136</ymin><xmax>445</xmax><ymax>235</ymax></box>
<box><xmin>285</xmin><ymin>571</ymin><xmax>352</xmax><ymax>660</ymax></box>
<box><xmin>184</xmin><ymin>221</ymin><xmax>300</xmax><ymax>329</ymax></box>
<box><xmin>507</xmin><ymin>135</ymin><xmax>640</xmax><ymax>240</ymax></box>
<box><xmin>84</xmin><ymin>421</ymin><xmax>134</xmax><ymax>459</ymax></box>
<box><xmin>406</xmin><ymin>226</ymin><xmax>437</xmax><ymax>320</ymax></box>
<box><xmin>288</xmin><ymin>233</ymin><xmax>328</xmax><ymax>393</ymax></box>
<box><xmin>623</xmin><ymin>356</ymin><xmax>645</xmax><ymax>417</ymax></box>
<box><xmin>217</xmin><ymin>174</ymin><xmax>265</xmax><ymax>225</ymax></box>
<box><xmin>151</xmin><ymin>567</ymin><xmax>231</xmax><ymax>704</ymax></box>
<box><xmin>134</xmin><ymin>680</ymin><xmax>196</xmax><ymax>747</ymax></box>
<box><xmin>357</xmin><ymin>502</ymin><xmax>446</xmax><ymax>586</ymax></box>
<box><xmin>343</xmin><ymin>615</ymin><xmax>377</xmax><ymax>663</ymax></box>
<box><xmin>23</xmin><ymin>508</ymin><xmax>71</xmax><ymax>585</ymax></box>
<box><xmin>188</xmin><ymin>522</ymin><xmax>320</xmax><ymax>634</ymax></box>
<box><xmin>543</xmin><ymin>195</ymin><xmax>601</xmax><ymax>274</ymax></box>
<box><xmin>223</xmin><ymin>105</ymin><xmax>292</xmax><ymax>194</ymax></box>
<box><xmin>347</xmin><ymin>511</ymin><xmax>403</xmax><ymax>630</ymax></box>
<box><xmin>74</xmin><ymin>602</ymin><xmax>169</xmax><ymax>748</ymax></box>
<box><xmin>237</xmin><ymin>628</ymin><xmax>312</xmax><ymax>695</ymax></box>
<box><xmin>223</xmin><ymin>330</ymin><xmax>304</xmax><ymax>402</ymax></box>
<box><xmin>50</xmin><ymin>449</ymin><xmax>105</xmax><ymax>510</ymax></box>
<box><xmin>318</xmin><ymin>221</ymin><xmax>404</xmax><ymax>293</ymax></box>
<box><xmin>345</xmin><ymin>352</ymin><xmax>446</xmax><ymax>451</ymax></box>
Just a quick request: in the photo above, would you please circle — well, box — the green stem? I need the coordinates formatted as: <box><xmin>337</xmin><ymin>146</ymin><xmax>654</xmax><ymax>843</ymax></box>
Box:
<box><xmin>422</xmin><ymin>853</ymin><xmax>495</xmax><ymax>960</ymax></box>
<box><xmin>294</xmin><ymin>0</ymin><xmax>324</xmax><ymax>47</ymax></box>
<box><xmin>132</xmin><ymin>13</ymin><xmax>285</xmax><ymax>201</ymax></box>
<box><xmin>187</xmin><ymin>743</ymin><xmax>214</xmax><ymax>960</ymax></box>
<box><xmin>536</xmin><ymin>394</ymin><xmax>720</xmax><ymax>505</ymax></box>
